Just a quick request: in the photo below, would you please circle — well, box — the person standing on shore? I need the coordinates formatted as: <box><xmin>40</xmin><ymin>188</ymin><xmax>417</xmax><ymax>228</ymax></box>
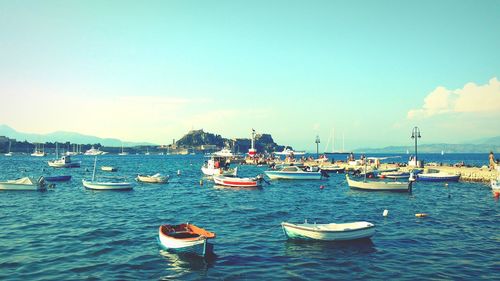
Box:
<box><xmin>489</xmin><ymin>151</ymin><xmax>496</xmax><ymax>170</ymax></box>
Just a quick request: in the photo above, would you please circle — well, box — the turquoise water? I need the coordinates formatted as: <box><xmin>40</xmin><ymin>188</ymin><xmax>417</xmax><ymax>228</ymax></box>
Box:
<box><xmin>0</xmin><ymin>154</ymin><xmax>498</xmax><ymax>280</ymax></box>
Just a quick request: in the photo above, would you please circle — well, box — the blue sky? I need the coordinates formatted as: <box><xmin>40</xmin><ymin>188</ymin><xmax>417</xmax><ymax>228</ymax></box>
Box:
<box><xmin>0</xmin><ymin>0</ymin><xmax>499</xmax><ymax>150</ymax></box>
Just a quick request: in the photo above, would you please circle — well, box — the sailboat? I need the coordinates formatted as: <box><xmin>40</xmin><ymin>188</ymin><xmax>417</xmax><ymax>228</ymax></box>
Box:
<box><xmin>31</xmin><ymin>143</ymin><xmax>46</xmax><ymax>157</ymax></box>
<box><xmin>4</xmin><ymin>141</ymin><xmax>13</xmax><ymax>156</ymax></box>
<box><xmin>118</xmin><ymin>143</ymin><xmax>129</xmax><ymax>156</ymax></box>
<box><xmin>145</xmin><ymin>148</ymin><xmax>150</xmax><ymax>155</ymax></box>
<box><xmin>82</xmin><ymin>157</ymin><xmax>133</xmax><ymax>190</ymax></box>
<box><xmin>324</xmin><ymin>129</ymin><xmax>349</xmax><ymax>155</ymax></box>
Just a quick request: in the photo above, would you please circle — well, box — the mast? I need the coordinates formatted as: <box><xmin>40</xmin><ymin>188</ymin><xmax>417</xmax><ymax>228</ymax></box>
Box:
<box><xmin>92</xmin><ymin>156</ymin><xmax>97</xmax><ymax>181</ymax></box>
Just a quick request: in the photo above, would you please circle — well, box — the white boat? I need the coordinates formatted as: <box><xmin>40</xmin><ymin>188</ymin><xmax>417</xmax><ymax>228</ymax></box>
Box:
<box><xmin>213</xmin><ymin>175</ymin><xmax>263</xmax><ymax>188</ymax></box>
<box><xmin>201</xmin><ymin>149</ymin><xmax>238</xmax><ymax>176</ymax></box>
<box><xmin>101</xmin><ymin>166</ymin><xmax>117</xmax><ymax>172</ymax></box>
<box><xmin>48</xmin><ymin>155</ymin><xmax>81</xmax><ymax>168</ymax></box>
<box><xmin>0</xmin><ymin>176</ymin><xmax>47</xmax><ymax>191</ymax></box>
<box><xmin>118</xmin><ymin>143</ymin><xmax>129</xmax><ymax>155</ymax></box>
<box><xmin>31</xmin><ymin>143</ymin><xmax>46</xmax><ymax>157</ymax></box>
<box><xmin>281</xmin><ymin>221</ymin><xmax>375</xmax><ymax>241</ymax></box>
<box><xmin>136</xmin><ymin>173</ymin><xmax>169</xmax><ymax>183</ymax></box>
<box><xmin>274</xmin><ymin>147</ymin><xmax>306</xmax><ymax>156</ymax></box>
<box><xmin>82</xmin><ymin>157</ymin><xmax>132</xmax><ymax>190</ymax></box>
<box><xmin>158</xmin><ymin>223</ymin><xmax>216</xmax><ymax>257</ymax></box>
<box><xmin>4</xmin><ymin>141</ymin><xmax>13</xmax><ymax>156</ymax></box>
<box><xmin>84</xmin><ymin>146</ymin><xmax>106</xmax><ymax>155</ymax></box>
<box><xmin>264</xmin><ymin>165</ymin><xmax>322</xmax><ymax>180</ymax></box>
<box><xmin>346</xmin><ymin>174</ymin><xmax>412</xmax><ymax>192</ymax></box>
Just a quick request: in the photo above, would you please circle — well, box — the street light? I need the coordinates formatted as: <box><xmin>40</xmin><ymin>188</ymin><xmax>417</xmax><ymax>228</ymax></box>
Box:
<box><xmin>315</xmin><ymin>135</ymin><xmax>320</xmax><ymax>159</ymax></box>
<box><xmin>411</xmin><ymin>127</ymin><xmax>421</xmax><ymax>167</ymax></box>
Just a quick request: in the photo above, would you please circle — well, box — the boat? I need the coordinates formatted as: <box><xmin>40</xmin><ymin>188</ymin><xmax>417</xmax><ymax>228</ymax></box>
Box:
<box><xmin>118</xmin><ymin>143</ymin><xmax>129</xmax><ymax>155</ymax></box>
<box><xmin>82</xmin><ymin>157</ymin><xmax>132</xmax><ymax>190</ymax></box>
<box><xmin>48</xmin><ymin>155</ymin><xmax>81</xmax><ymax>168</ymax></box>
<box><xmin>323</xmin><ymin>129</ymin><xmax>350</xmax><ymax>155</ymax></box>
<box><xmin>346</xmin><ymin>174</ymin><xmax>412</xmax><ymax>192</ymax></box>
<box><xmin>101</xmin><ymin>166</ymin><xmax>117</xmax><ymax>172</ymax></box>
<box><xmin>4</xmin><ymin>141</ymin><xmax>13</xmax><ymax>156</ymax></box>
<box><xmin>45</xmin><ymin>175</ymin><xmax>72</xmax><ymax>182</ymax></box>
<box><xmin>84</xmin><ymin>146</ymin><xmax>106</xmax><ymax>155</ymax></box>
<box><xmin>417</xmin><ymin>172</ymin><xmax>460</xmax><ymax>182</ymax></box>
<box><xmin>274</xmin><ymin>147</ymin><xmax>306</xmax><ymax>156</ymax></box>
<box><xmin>378</xmin><ymin>171</ymin><xmax>411</xmax><ymax>179</ymax></box>
<box><xmin>136</xmin><ymin>173</ymin><xmax>169</xmax><ymax>183</ymax></box>
<box><xmin>281</xmin><ymin>220</ymin><xmax>375</xmax><ymax>241</ymax></box>
<box><xmin>213</xmin><ymin>174</ymin><xmax>263</xmax><ymax>188</ymax></box>
<box><xmin>318</xmin><ymin>164</ymin><xmax>345</xmax><ymax>173</ymax></box>
<box><xmin>158</xmin><ymin>223</ymin><xmax>216</xmax><ymax>257</ymax></box>
<box><xmin>31</xmin><ymin>143</ymin><xmax>46</xmax><ymax>157</ymax></box>
<box><xmin>201</xmin><ymin>148</ymin><xmax>238</xmax><ymax>176</ymax></box>
<box><xmin>264</xmin><ymin>165</ymin><xmax>323</xmax><ymax>180</ymax></box>
<box><xmin>0</xmin><ymin>176</ymin><xmax>47</xmax><ymax>191</ymax></box>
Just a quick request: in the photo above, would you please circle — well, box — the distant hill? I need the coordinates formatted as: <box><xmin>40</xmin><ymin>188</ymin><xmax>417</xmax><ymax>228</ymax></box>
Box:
<box><xmin>357</xmin><ymin>142</ymin><xmax>500</xmax><ymax>153</ymax></box>
<box><xmin>0</xmin><ymin>124</ymin><xmax>155</xmax><ymax>147</ymax></box>
<box><xmin>176</xmin><ymin>129</ymin><xmax>286</xmax><ymax>153</ymax></box>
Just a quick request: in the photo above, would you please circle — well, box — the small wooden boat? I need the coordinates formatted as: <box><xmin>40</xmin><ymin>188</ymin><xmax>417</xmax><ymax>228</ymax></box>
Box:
<box><xmin>101</xmin><ymin>166</ymin><xmax>117</xmax><ymax>172</ymax></box>
<box><xmin>136</xmin><ymin>173</ymin><xmax>169</xmax><ymax>183</ymax></box>
<box><xmin>158</xmin><ymin>223</ymin><xmax>216</xmax><ymax>256</ymax></box>
<box><xmin>213</xmin><ymin>175</ymin><xmax>263</xmax><ymax>188</ymax></box>
<box><xmin>417</xmin><ymin>172</ymin><xmax>460</xmax><ymax>182</ymax></box>
<box><xmin>82</xmin><ymin>179</ymin><xmax>133</xmax><ymax>190</ymax></box>
<box><xmin>0</xmin><ymin>176</ymin><xmax>47</xmax><ymax>191</ymax></box>
<box><xmin>45</xmin><ymin>175</ymin><xmax>72</xmax><ymax>182</ymax></box>
<box><xmin>264</xmin><ymin>165</ymin><xmax>322</xmax><ymax>180</ymax></box>
<box><xmin>378</xmin><ymin>171</ymin><xmax>411</xmax><ymax>179</ymax></box>
<box><xmin>281</xmin><ymin>221</ymin><xmax>375</xmax><ymax>241</ymax></box>
<box><xmin>346</xmin><ymin>174</ymin><xmax>412</xmax><ymax>192</ymax></box>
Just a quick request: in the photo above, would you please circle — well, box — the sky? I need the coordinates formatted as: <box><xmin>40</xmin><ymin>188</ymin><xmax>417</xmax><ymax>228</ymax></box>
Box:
<box><xmin>0</xmin><ymin>0</ymin><xmax>499</xmax><ymax>151</ymax></box>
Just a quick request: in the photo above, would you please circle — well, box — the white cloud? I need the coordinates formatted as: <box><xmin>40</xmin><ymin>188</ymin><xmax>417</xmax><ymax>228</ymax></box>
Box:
<box><xmin>408</xmin><ymin>77</ymin><xmax>500</xmax><ymax>119</ymax></box>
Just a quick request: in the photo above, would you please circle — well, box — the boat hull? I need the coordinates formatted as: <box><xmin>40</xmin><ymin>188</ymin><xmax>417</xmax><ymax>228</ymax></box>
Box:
<box><xmin>281</xmin><ymin>222</ymin><xmax>375</xmax><ymax>241</ymax></box>
<box><xmin>45</xmin><ymin>175</ymin><xmax>72</xmax><ymax>182</ymax></box>
<box><xmin>213</xmin><ymin>175</ymin><xmax>262</xmax><ymax>187</ymax></box>
<box><xmin>417</xmin><ymin>173</ymin><xmax>460</xmax><ymax>182</ymax></box>
<box><xmin>0</xmin><ymin>177</ymin><xmax>46</xmax><ymax>191</ymax></box>
<box><xmin>158</xmin><ymin>224</ymin><xmax>215</xmax><ymax>257</ymax></box>
<box><xmin>82</xmin><ymin>179</ymin><xmax>133</xmax><ymax>190</ymax></box>
<box><xmin>264</xmin><ymin>171</ymin><xmax>322</xmax><ymax>180</ymax></box>
<box><xmin>346</xmin><ymin>175</ymin><xmax>410</xmax><ymax>191</ymax></box>
<box><xmin>136</xmin><ymin>175</ymin><xmax>169</xmax><ymax>183</ymax></box>
<box><xmin>201</xmin><ymin>166</ymin><xmax>237</xmax><ymax>176</ymax></box>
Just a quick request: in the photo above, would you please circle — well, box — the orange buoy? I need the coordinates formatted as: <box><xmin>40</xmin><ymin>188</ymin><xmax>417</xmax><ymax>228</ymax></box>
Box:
<box><xmin>320</xmin><ymin>185</ymin><xmax>325</xmax><ymax>190</ymax></box>
<box><xmin>494</xmin><ymin>192</ymin><xmax>500</xmax><ymax>198</ymax></box>
<box><xmin>415</xmin><ymin>213</ymin><xmax>428</xmax><ymax>218</ymax></box>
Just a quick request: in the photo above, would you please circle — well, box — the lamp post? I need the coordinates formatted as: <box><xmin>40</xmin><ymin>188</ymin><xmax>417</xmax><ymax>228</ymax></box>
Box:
<box><xmin>315</xmin><ymin>135</ymin><xmax>320</xmax><ymax>159</ymax></box>
<box><xmin>411</xmin><ymin>127</ymin><xmax>421</xmax><ymax>167</ymax></box>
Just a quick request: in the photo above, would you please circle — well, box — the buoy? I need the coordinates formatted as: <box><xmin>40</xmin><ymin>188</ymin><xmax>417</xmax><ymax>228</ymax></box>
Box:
<box><xmin>177</xmin><ymin>170</ymin><xmax>181</xmax><ymax>175</ymax></box>
<box><xmin>383</xmin><ymin>209</ymin><xmax>389</xmax><ymax>217</ymax></box>
<box><xmin>445</xmin><ymin>183</ymin><xmax>449</xmax><ymax>187</ymax></box>
<box><xmin>320</xmin><ymin>185</ymin><xmax>325</xmax><ymax>190</ymax></box>
<box><xmin>415</xmin><ymin>213</ymin><xmax>428</xmax><ymax>218</ymax></box>
<box><xmin>199</xmin><ymin>180</ymin><xmax>203</xmax><ymax>186</ymax></box>
<box><xmin>494</xmin><ymin>192</ymin><xmax>500</xmax><ymax>198</ymax></box>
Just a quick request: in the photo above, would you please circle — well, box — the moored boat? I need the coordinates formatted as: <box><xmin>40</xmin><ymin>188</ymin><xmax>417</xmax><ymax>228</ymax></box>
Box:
<box><xmin>346</xmin><ymin>174</ymin><xmax>412</xmax><ymax>192</ymax></box>
<box><xmin>213</xmin><ymin>174</ymin><xmax>263</xmax><ymax>188</ymax></box>
<box><xmin>201</xmin><ymin>149</ymin><xmax>238</xmax><ymax>176</ymax></box>
<box><xmin>45</xmin><ymin>175</ymin><xmax>72</xmax><ymax>182</ymax></box>
<box><xmin>136</xmin><ymin>173</ymin><xmax>169</xmax><ymax>183</ymax></box>
<box><xmin>417</xmin><ymin>172</ymin><xmax>460</xmax><ymax>182</ymax></box>
<box><xmin>84</xmin><ymin>146</ymin><xmax>106</xmax><ymax>155</ymax></box>
<box><xmin>158</xmin><ymin>223</ymin><xmax>216</xmax><ymax>257</ymax></box>
<box><xmin>101</xmin><ymin>166</ymin><xmax>117</xmax><ymax>172</ymax></box>
<box><xmin>0</xmin><ymin>176</ymin><xmax>47</xmax><ymax>191</ymax></box>
<box><xmin>264</xmin><ymin>165</ymin><xmax>322</xmax><ymax>180</ymax></box>
<box><xmin>281</xmin><ymin>221</ymin><xmax>375</xmax><ymax>241</ymax></box>
<box><xmin>82</xmin><ymin>179</ymin><xmax>133</xmax><ymax>190</ymax></box>
<box><xmin>378</xmin><ymin>171</ymin><xmax>411</xmax><ymax>179</ymax></box>
<box><xmin>48</xmin><ymin>155</ymin><xmax>81</xmax><ymax>168</ymax></box>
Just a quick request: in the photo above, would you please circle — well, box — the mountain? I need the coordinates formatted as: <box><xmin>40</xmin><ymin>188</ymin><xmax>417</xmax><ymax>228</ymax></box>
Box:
<box><xmin>0</xmin><ymin>124</ymin><xmax>155</xmax><ymax>147</ymax></box>
<box><xmin>356</xmin><ymin>142</ymin><xmax>500</xmax><ymax>153</ymax></box>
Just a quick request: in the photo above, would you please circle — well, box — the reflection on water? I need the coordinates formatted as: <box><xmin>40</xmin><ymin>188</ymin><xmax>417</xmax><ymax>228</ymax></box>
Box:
<box><xmin>158</xmin><ymin>249</ymin><xmax>216</xmax><ymax>279</ymax></box>
<box><xmin>284</xmin><ymin>239</ymin><xmax>377</xmax><ymax>259</ymax></box>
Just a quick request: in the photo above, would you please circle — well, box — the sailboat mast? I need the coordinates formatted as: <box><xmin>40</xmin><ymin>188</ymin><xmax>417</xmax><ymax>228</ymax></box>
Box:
<box><xmin>92</xmin><ymin>156</ymin><xmax>97</xmax><ymax>181</ymax></box>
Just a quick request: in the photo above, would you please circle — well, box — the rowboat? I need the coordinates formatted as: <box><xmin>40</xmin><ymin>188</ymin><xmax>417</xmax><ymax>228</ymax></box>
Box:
<box><xmin>48</xmin><ymin>155</ymin><xmax>81</xmax><ymax>168</ymax></box>
<box><xmin>346</xmin><ymin>174</ymin><xmax>412</xmax><ymax>192</ymax></box>
<box><xmin>264</xmin><ymin>165</ymin><xmax>322</xmax><ymax>180</ymax></box>
<box><xmin>0</xmin><ymin>176</ymin><xmax>47</xmax><ymax>191</ymax></box>
<box><xmin>45</xmin><ymin>175</ymin><xmax>72</xmax><ymax>182</ymax></box>
<box><xmin>417</xmin><ymin>172</ymin><xmax>460</xmax><ymax>182</ymax></box>
<box><xmin>101</xmin><ymin>166</ymin><xmax>117</xmax><ymax>172</ymax></box>
<box><xmin>82</xmin><ymin>179</ymin><xmax>133</xmax><ymax>190</ymax></box>
<box><xmin>378</xmin><ymin>171</ymin><xmax>411</xmax><ymax>179</ymax></box>
<box><xmin>158</xmin><ymin>223</ymin><xmax>216</xmax><ymax>257</ymax></box>
<box><xmin>136</xmin><ymin>173</ymin><xmax>169</xmax><ymax>183</ymax></box>
<box><xmin>213</xmin><ymin>175</ymin><xmax>263</xmax><ymax>188</ymax></box>
<box><xmin>281</xmin><ymin>221</ymin><xmax>375</xmax><ymax>241</ymax></box>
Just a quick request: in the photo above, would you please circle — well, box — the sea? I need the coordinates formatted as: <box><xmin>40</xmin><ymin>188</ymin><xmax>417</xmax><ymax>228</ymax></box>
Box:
<box><xmin>0</xmin><ymin>153</ymin><xmax>498</xmax><ymax>280</ymax></box>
